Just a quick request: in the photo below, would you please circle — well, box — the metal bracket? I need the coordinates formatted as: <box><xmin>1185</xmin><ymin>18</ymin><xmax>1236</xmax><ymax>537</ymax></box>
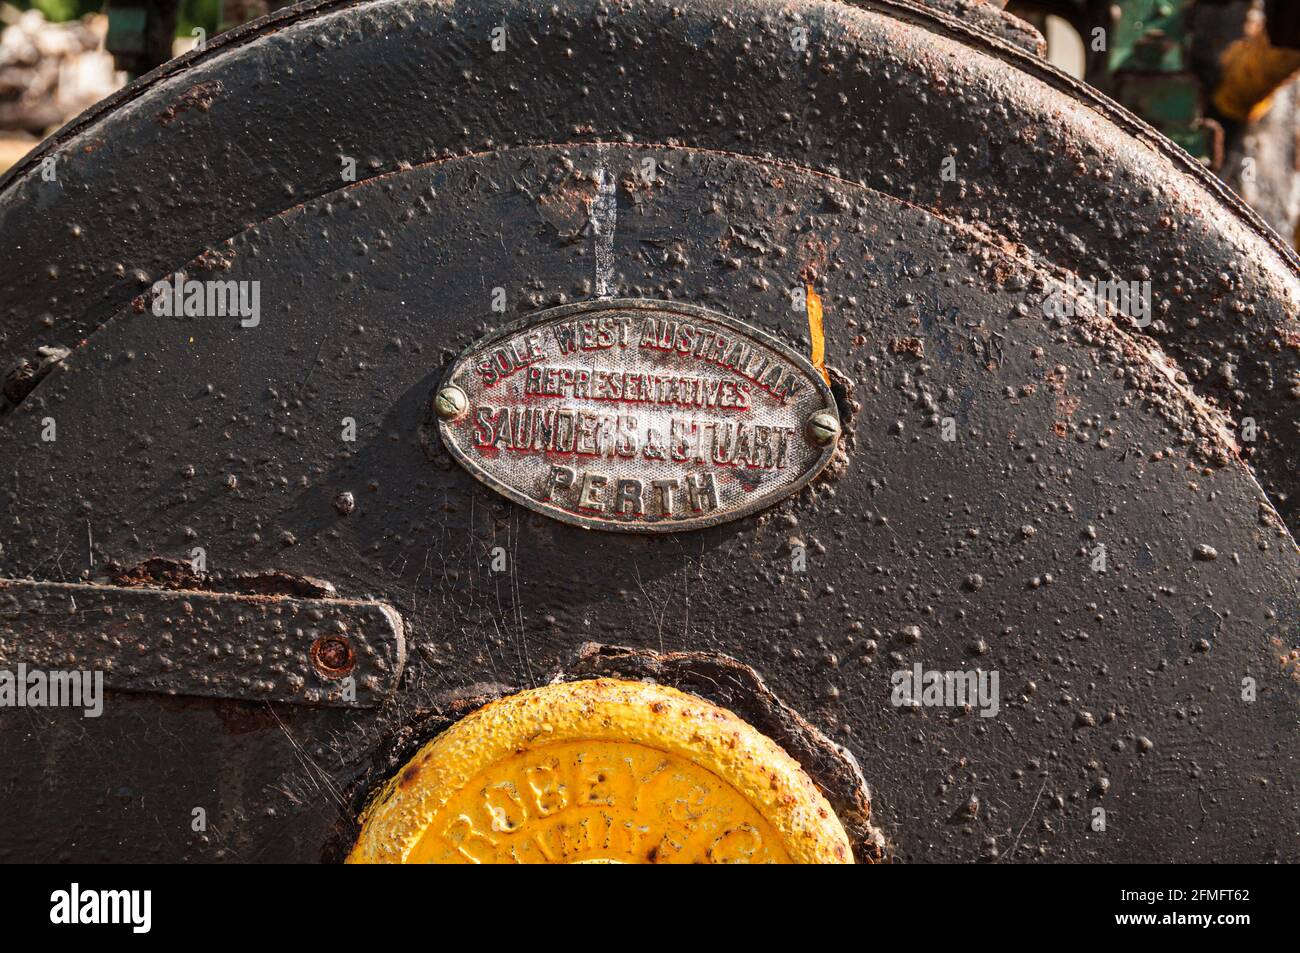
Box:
<box><xmin>0</xmin><ymin>579</ymin><xmax>405</xmax><ymax>708</ymax></box>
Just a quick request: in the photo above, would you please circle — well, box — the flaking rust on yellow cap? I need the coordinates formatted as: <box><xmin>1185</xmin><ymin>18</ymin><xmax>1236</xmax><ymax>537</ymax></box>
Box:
<box><xmin>347</xmin><ymin>678</ymin><xmax>853</xmax><ymax>864</ymax></box>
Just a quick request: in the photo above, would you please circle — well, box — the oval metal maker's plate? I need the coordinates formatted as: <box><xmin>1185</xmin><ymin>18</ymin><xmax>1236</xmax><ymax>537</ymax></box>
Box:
<box><xmin>436</xmin><ymin>299</ymin><xmax>840</xmax><ymax>533</ymax></box>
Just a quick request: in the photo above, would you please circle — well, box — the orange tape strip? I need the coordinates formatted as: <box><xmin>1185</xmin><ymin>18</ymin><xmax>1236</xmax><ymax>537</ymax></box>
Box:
<box><xmin>806</xmin><ymin>284</ymin><xmax>830</xmax><ymax>385</ymax></box>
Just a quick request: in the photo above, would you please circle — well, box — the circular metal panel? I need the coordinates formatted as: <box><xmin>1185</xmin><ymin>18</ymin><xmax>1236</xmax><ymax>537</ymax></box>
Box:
<box><xmin>3</xmin><ymin>0</ymin><xmax>1299</xmax><ymax>528</ymax></box>
<box><xmin>347</xmin><ymin>678</ymin><xmax>854</xmax><ymax>864</ymax></box>
<box><xmin>0</xmin><ymin>0</ymin><xmax>1296</xmax><ymax>865</ymax></box>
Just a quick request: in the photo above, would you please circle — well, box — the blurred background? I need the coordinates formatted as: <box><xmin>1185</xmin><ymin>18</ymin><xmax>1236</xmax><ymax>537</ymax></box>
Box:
<box><xmin>1</xmin><ymin>0</ymin><xmax>1299</xmax><ymax>247</ymax></box>
<box><xmin>0</xmin><ymin>0</ymin><xmax>262</xmax><ymax>170</ymax></box>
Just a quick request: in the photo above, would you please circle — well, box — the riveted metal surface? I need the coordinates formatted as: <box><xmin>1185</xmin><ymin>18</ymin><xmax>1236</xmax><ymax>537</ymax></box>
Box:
<box><xmin>0</xmin><ymin>0</ymin><xmax>1296</xmax><ymax>864</ymax></box>
<box><xmin>436</xmin><ymin>299</ymin><xmax>840</xmax><ymax>532</ymax></box>
<box><xmin>0</xmin><ymin>579</ymin><xmax>406</xmax><ymax>707</ymax></box>
<box><xmin>347</xmin><ymin>678</ymin><xmax>854</xmax><ymax>863</ymax></box>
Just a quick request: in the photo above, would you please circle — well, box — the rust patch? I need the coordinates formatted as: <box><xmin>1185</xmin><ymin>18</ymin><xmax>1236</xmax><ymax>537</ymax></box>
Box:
<box><xmin>1044</xmin><ymin>365</ymin><xmax>1069</xmax><ymax>395</ymax></box>
<box><xmin>397</xmin><ymin>764</ymin><xmax>421</xmax><ymax>789</ymax></box>
<box><xmin>110</xmin><ymin>556</ymin><xmax>205</xmax><ymax>589</ymax></box>
<box><xmin>990</xmin><ymin>257</ymin><xmax>1017</xmax><ymax>287</ymax></box>
<box><xmin>110</xmin><ymin>556</ymin><xmax>336</xmax><ymax>598</ymax></box>
<box><xmin>891</xmin><ymin>336</ymin><xmax>925</xmax><ymax>359</ymax></box>
<box><xmin>798</xmin><ymin>233</ymin><xmax>838</xmax><ymax>284</ymax></box>
<box><xmin>536</xmin><ymin>172</ymin><xmax>598</xmax><ymax>242</ymax></box>
<box><xmin>155</xmin><ymin>81</ymin><xmax>224</xmax><ymax>127</ymax></box>
<box><xmin>193</xmin><ymin>247</ymin><xmax>235</xmax><ymax>272</ymax></box>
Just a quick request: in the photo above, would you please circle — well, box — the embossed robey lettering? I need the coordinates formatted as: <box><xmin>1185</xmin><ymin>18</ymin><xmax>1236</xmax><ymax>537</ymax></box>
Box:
<box><xmin>411</xmin><ymin>741</ymin><xmax>782</xmax><ymax>864</ymax></box>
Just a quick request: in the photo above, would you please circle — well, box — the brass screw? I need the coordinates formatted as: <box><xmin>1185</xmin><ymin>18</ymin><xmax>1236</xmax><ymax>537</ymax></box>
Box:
<box><xmin>806</xmin><ymin>410</ymin><xmax>841</xmax><ymax>446</ymax></box>
<box><xmin>434</xmin><ymin>385</ymin><xmax>469</xmax><ymax>420</ymax></box>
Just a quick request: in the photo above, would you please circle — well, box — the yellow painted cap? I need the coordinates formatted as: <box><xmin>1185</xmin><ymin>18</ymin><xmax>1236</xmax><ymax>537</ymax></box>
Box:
<box><xmin>347</xmin><ymin>678</ymin><xmax>853</xmax><ymax>864</ymax></box>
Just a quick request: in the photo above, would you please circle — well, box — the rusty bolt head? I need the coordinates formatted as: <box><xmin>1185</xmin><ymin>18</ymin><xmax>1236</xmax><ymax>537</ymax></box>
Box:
<box><xmin>311</xmin><ymin>635</ymin><xmax>355</xmax><ymax>679</ymax></box>
<box><xmin>434</xmin><ymin>385</ymin><xmax>469</xmax><ymax>421</ymax></box>
<box><xmin>806</xmin><ymin>410</ymin><xmax>841</xmax><ymax>446</ymax></box>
